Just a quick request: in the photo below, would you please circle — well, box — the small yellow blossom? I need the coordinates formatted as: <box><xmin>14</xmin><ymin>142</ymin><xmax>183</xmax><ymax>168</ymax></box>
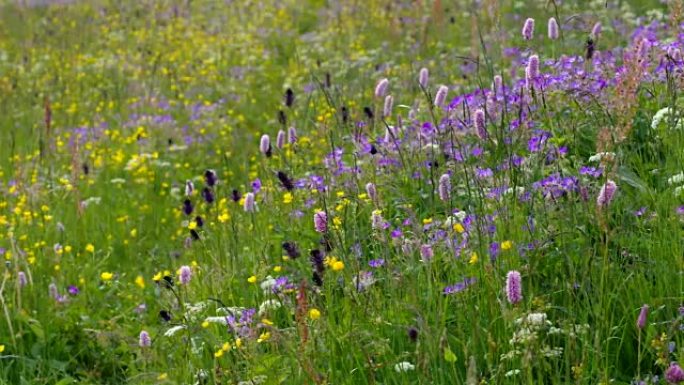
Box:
<box><xmin>135</xmin><ymin>275</ymin><xmax>145</xmax><ymax>289</ymax></box>
<box><xmin>282</xmin><ymin>192</ymin><xmax>293</xmax><ymax>204</ymax></box>
<box><xmin>257</xmin><ymin>332</ymin><xmax>271</xmax><ymax>343</ymax></box>
<box><xmin>261</xmin><ymin>318</ymin><xmax>274</xmax><ymax>326</ymax></box>
<box><xmin>332</xmin><ymin>261</ymin><xmax>345</xmax><ymax>271</ymax></box>
<box><xmin>201</xmin><ymin>321</ymin><xmax>210</xmax><ymax>328</ymax></box>
<box><xmin>501</xmin><ymin>240</ymin><xmax>513</xmax><ymax>251</ymax></box>
<box><xmin>469</xmin><ymin>252</ymin><xmax>478</xmax><ymax>265</ymax></box>
<box><xmin>221</xmin><ymin>342</ymin><xmax>231</xmax><ymax>351</ymax></box>
<box><xmin>308</xmin><ymin>308</ymin><xmax>321</xmax><ymax>320</ymax></box>
<box><xmin>453</xmin><ymin>223</ymin><xmax>465</xmax><ymax>233</ymax></box>
<box><xmin>214</xmin><ymin>349</ymin><xmax>223</xmax><ymax>358</ymax></box>
<box><xmin>0</xmin><ymin>345</ymin><xmax>4</xmax><ymax>353</ymax></box>
<box><xmin>100</xmin><ymin>272</ymin><xmax>114</xmax><ymax>281</ymax></box>
<box><xmin>423</xmin><ymin>218</ymin><xmax>433</xmax><ymax>225</ymax></box>
<box><xmin>273</xmin><ymin>265</ymin><xmax>282</xmax><ymax>273</ymax></box>
<box><xmin>247</xmin><ymin>275</ymin><xmax>257</xmax><ymax>284</ymax></box>
<box><xmin>85</xmin><ymin>244</ymin><xmax>95</xmax><ymax>253</ymax></box>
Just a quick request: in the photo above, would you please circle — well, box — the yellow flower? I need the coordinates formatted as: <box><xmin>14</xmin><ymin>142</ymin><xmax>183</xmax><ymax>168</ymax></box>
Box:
<box><xmin>282</xmin><ymin>192</ymin><xmax>293</xmax><ymax>204</ymax></box>
<box><xmin>261</xmin><ymin>318</ymin><xmax>274</xmax><ymax>326</ymax></box>
<box><xmin>453</xmin><ymin>223</ymin><xmax>465</xmax><ymax>233</ymax></box>
<box><xmin>85</xmin><ymin>244</ymin><xmax>95</xmax><ymax>253</ymax></box>
<box><xmin>153</xmin><ymin>272</ymin><xmax>162</xmax><ymax>282</ymax></box>
<box><xmin>332</xmin><ymin>261</ymin><xmax>345</xmax><ymax>271</ymax></box>
<box><xmin>257</xmin><ymin>331</ymin><xmax>271</xmax><ymax>343</ymax></box>
<box><xmin>188</xmin><ymin>221</ymin><xmax>197</xmax><ymax>230</ymax></box>
<box><xmin>100</xmin><ymin>272</ymin><xmax>114</xmax><ymax>281</ymax></box>
<box><xmin>201</xmin><ymin>321</ymin><xmax>209</xmax><ymax>328</ymax></box>
<box><xmin>273</xmin><ymin>265</ymin><xmax>282</xmax><ymax>273</ymax></box>
<box><xmin>221</xmin><ymin>342</ymin><xmax>231</xmax><ymax>351</ymax></box>
<box><xmin>235</xmin><ymin>338</ymin><xmax>243</xmax><ymax>348</ymax></box>
<box><xmin>423</xmin><ymin>217</ymin><xmax>433</xmax><ymax>225</ymax></box>
<box><xmin>135</xmin><ymin>275</ymin><xmax>145</xmax><ymax>289</ymax></box>
<box><xmin>214</xmin><ymin>349</ymin><xmax>224</xmax><ymax>358</ymax></box>
<box><xmin>468</xmin><ymin>252</ymin><xmax>478</xmax><ymax>265</ymax></box>
<box><xmin>218</xmin><ymin>212</ymin><xmax>230</xmax><ymax>223</ymax></box>
<box><xmin>308</xmin><ymin>308</ymin><xmax>321</xmax><ymax>320</ymax></box>
<box><xmin>0</xmin><ymin>345</ymin><xmax>4</xmax><ymax>353</ymax></box>
<box><xmin>247</xmin><ymin>275</ymin><xmax>257</xmax><ymax>284</ymax></box>
<box><xmin>157</xmin><ymin>373</ymin><xmax>168</xmax><ymax>381</ymax></box>
<box><xmin>501</xmin><ymin>240</ymin><xmax>513</xmax><ymax>251</ymax></box>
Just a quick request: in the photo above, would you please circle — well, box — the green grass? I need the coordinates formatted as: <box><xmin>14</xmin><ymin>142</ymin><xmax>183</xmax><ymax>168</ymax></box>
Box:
<box><xmin>0</xmin><ymin>0</ymin><xmax>682</xmax><ymax>384</ymax></box>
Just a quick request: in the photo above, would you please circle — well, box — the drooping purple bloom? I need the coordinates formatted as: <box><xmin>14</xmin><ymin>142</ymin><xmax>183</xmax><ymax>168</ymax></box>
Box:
<box><xmin>506</xmin><ymin>270</ymin><xmax>522</xmax><ymax>305</ymax></box>
<box><xmin>201</xmin><ymin>187</ymin><xmax>214</xmax><ymax>204</ymax></box>
<box><xmin>185</xmin><ymin>180</ymin><xmax>194</xmax><ymax>196</ymax></box>
<box><xmin>182</xmin><ymin>199</ymin><xmax>193</xmax><ymax>216</ymax></box>
<box><xmin>591</xmin><ymin>22</ymin><xmax>602</xmax><ymax>39</ymax></box>
<box><xmin>204</xmin><ymin>170</ymin><xmax>218</xmax><ymax>187</ymax></box>
<box><xmin>18</xmin><ymin>271</ymin><xmax>27</xmax><ymax>288</ymax></box>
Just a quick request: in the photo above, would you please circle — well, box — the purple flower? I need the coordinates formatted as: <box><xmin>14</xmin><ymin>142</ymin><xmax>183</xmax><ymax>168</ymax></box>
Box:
<box><xmin>260</xmin><ymin>134</ymin><xmax>271</xmax><ymax>156</ymax></box>
<box><xmin>369</xmin><ymin>259</ymin><xmax>385</xmax><ymax>268</ymax></box>
<box><xmin>67</xmin><ymin>285</ymin><xmax>79</xmax><ymax>296</ymax></box>
<box><xmin>597</xmin><ymin>180</ymin><xmax>617</xmax><ymax>208</ymax></box>
<box><xmin>314</xmin><ymin>211</ymin><xmax>328</xmax><ymax>233</ymax></box>
<box><xmin>665</xmin><ymin>362</ymin><xmax>684</xmax><ymax>383</ymax></box>
<box><xmin>591</xmin><ymin>22</ymin><xmax>602</xmax><ymax>39</ymax></box>
<box><xmin>287</xmin><ymin>126</ymin><xmax>297</xmax><ymax>144</ymax></box>
<box><xmin>434</xmin><ymin>85</ymin><xmax>448</xmax><ymax>107</ymax></box>
<box><xmin>276</xmin><ymin>129</ymin><xmax>286</xmax><ymax>149</ymax></box>
<box><xmin>375</xmin><ymin>78</ymin><xmax>389</xmax><ymax>98</ymax></box>
<box><xmin>185</xmin><ymin>180</ymin><xmax>194</xmax><ymax>196</ymax></box>
<box><xmin>438</xmin><ymin>174</ymin><xmax>451</xmax><ymax>201</ymax></box>
<box><xmin>548</xmin><ymin>17</ymin><xmax>559</xmax><ymax>40</ymax></box>
<box><xmin>383</xmin><ymin>95</ymin><xmax>393</xmax><ymax>118</ymax></box>
<box><xmin>139</xmin><ymin>330</ymin><xmax>151</xmax><ymax>348</ymax></box>
<box><xmin>243</xmin><ymin>192</ymin><xmax>255</xmax><ymax>212</ymax></box>
<box><xmin>418</xmin><ymin>68</ymin><xmax>429</xmax><ymax>88</ymax></box>
<box><xmin>204</xmin><ymin>169</ymin><xmax>218</xmax><ymax>187</ymax></box>
<box><xmin>420</xmin><ymin>244</ymin><xmax>433</xmax><ymax>262</ymax></box>
<box><xmin>473</xmin><ymin>108</ymin><xmax>487</xmax><ymax>139</ymax></box>
<box><xmin>179</xmin><ymin>265</ymin><xmax>192</xmax><ymax>285</ymax></box>
<box><xmin>251</xmin><ymin>178</ymin><xmax>262</xmax><ymax>193</ymax></box>
<box><xmin>506</xmin><ymin>270</ymin><xmax>522</xmax><ymax>305</ymax></box>
<box><xmin>444</xmin><ymin>277</ymin><xmax>476</xmax><ymax>295</ymax></box>
<box><xmin>365</xmin><ymin>182</ymin><xmax>377</xmax><ymax>201</ymax></box>
<box><xmin>637</xmin><ymin>304</ymin><xmax>649</xmax><ymax>329</ymax></box>
<box><xmin>18</xmin><ymin>271</ymin><xmax>27</xmax><ymax>288</ymax></box>
<box><xmin>522</xmin><ymin>18</ymin><xmax>535</xmax><ymax>40</ymax></box>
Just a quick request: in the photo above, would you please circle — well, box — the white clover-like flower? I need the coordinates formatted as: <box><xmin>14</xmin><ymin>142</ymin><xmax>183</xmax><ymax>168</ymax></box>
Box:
<box><xmin>667</xmin><ymin>172</ymin><xmax>684</xmax><ymax>186</ymax></box>
<box><xmin>588</xmin><ymin>152</ymin><xmax>616</xmax><ymax>163</ymax></box>
<box><xmin>651</xmin><ymin>107</ymin><xmax>684</xmax><ymax>130</ymax></box>
<box><xmin>164</xmin><ymin>325</ymin><xmax>186</xmax><ymax>337</ymax></box>
<box><xmin>394</xmin><ymin>361</ymin><xmax>415</xmax><ymax>373</ymax></box>
<box><xmin>258</xmin><ymin>299</ymin><xmax>281</xmax><ymax>315</ymax></box>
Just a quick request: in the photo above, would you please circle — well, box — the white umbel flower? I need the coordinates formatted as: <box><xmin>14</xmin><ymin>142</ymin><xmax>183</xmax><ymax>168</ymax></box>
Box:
<box><xmin>394</xmin><ymin>361</ymin><xmax>415</xmax><ymax>373</ymax></box>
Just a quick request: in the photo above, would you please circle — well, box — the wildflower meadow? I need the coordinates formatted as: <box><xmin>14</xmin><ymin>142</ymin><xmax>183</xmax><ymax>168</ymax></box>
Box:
<box><xmin>1</xmin><ymin>0</ymin><xmax>683</xmax><ymax>384</ymax></box>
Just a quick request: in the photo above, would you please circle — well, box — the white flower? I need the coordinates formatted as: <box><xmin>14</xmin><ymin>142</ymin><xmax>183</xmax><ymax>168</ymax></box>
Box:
<box><xmin>651</xmin><ymin>107</ymin><xmax>683</xmax><ymax>129</ymax></box>
<box><xmin>394</xmin><ymin>361</ymin><xmax>415</xmax><ymax>373</ymax></box>
<box><xmin>526</xmin><ymin>312</ymin><xmax>548</xmax><ymax>326</ymax></box>
<box><xmin>164</xmin><ymin>325</ymin><xmax>186</xmax><ymax>337</ymax></box>
<box><xmin>588</xmin><ymin>152</ymin><xmax>616</xmax><ymax>163</ymax></box>
<box><xmin>504</xmin><ymin>186</ymin><xmax>525</xmax><ymax>196</ymax></box>
<box><xmin>204</xmin><ymin>316</ymin><xmax>229</xmax><ymax>325</ymax></box>
<box><xmin>260</xmin><ymin>276</ymin><xmax>277</xmax><ymax>294</ymax></box>
<box><xmin>668</xmin><ymin>172</ymin><xmax>684</xmax><ymax>185</ymax></box>
<box><xmin>109</xmin><ymin>178</ymin><xmax>126</xmax><ymax>184</ymax></box>
<box><xmin>675</xmin><ymin>186</ymin><xmax>683</xmax><ymax>196</ymax></box>
<box><xmin>258</xmin><ymin>299</ymin><xmax>281</xmax><ymax>315</ymax></box>
<box><xmin>505</xmin><ymin>369</ymin><xmax>521</xmax><ymax>377</ymax></box>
